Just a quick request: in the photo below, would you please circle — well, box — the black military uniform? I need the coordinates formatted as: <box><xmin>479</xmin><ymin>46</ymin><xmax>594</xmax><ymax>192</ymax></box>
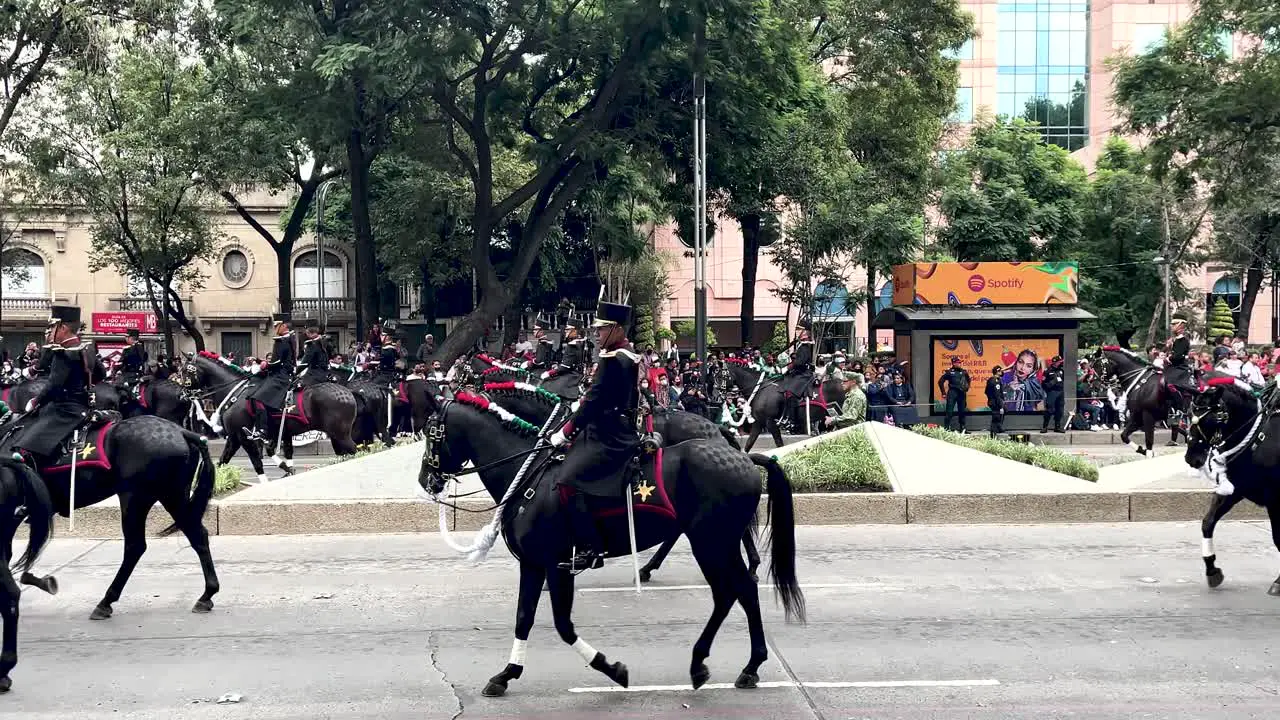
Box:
<box><xmin>248</xmin><ymin>313</ymin><xmax>297</xmax><ymax>441</ymax></box>
<box><xmin>1041</xmin><ymin>356</ymin><xmax>1067</xmax><ymax>433</ymax></box>
<box><xmin>938</xmin><ymin>358</ymin><xmax>971</xmax><ymax>432</ymax></box>
<box><xmin>7</xmin><ymin>304</ymin><xmax>102</xmax><ymax>466</ymax></box>
<box><xmin>534</xmin><ymin>320</ymin><xmax>555</xmax><ymax>367</ymax></box>
<box><xmin>373</xmin><ymin>339</ymin><xmax>401</xmax><ymax>387</ymax></box>
<box><xmin>559</xmin><ymin>316</ymin><xmax>587</xmax><ymax>372</ymax></box>
<box><xmin>553</xmin><ymin>299</ymin><xmax>641</xmax><ymax>571</ymax></box>
<box><xmin>118</xmin><ymin>329</ymin><xmax>147</xmax><ymax>388</ymax></box>
<box><xmin>1163</xmin><ymin>310</ymin><xmax>1196</xmax><ymax>397</ymax></box>
<box><xmin>298</xmin><ymin>329</ymin><xmax>332</xmax><ymax>388</ymax></box>
<box><xmin>985</xmin><ymin>366</ymin><xmax>1004</xmax><ymax>438</ymax></box>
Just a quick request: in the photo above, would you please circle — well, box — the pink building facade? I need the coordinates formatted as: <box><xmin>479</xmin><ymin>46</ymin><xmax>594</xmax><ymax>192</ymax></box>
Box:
<box><xmin>654</xmin><ymin>0</ymin><xmax>1275</xmax><ymax>350</ymax></box>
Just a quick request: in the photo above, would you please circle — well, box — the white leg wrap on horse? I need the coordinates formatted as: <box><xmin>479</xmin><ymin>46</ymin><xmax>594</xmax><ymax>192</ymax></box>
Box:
<box><xmin>509</xmin><ymin>639</ymin><xmax>527</xmax><ymax>666</ymax></box>
<box><xmin>271</xmin><ymin>454</ymin><xmax>282</xmax><ymax>465</ymax></box>
<box><xmin>1202</xmin><ymin>538</ymin><xmax>1215</xmax><ymax>558</ymax></box>
<box><xmin>572</xmin><ymin>638</ymin><xmax>597</xmax><ymax>663</ymax></box>
<box><xmin>1216</xmin><ymin>478</ymin><xmax>1235</xmax><ymax>496</ymax></box>
<box><xmin>284</xmin><ymin>458</ymin><xmax>294</xmax><ymax>468</ymax></box>
<box><xmin>257</xmin><ymin>474</ymin><xmax>269</xmax><ymax>484</ymax></box>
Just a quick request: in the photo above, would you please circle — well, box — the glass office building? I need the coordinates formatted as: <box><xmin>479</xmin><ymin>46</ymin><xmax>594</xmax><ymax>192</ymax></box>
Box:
<box><xmin>995</xmin><ymin>1</ymin><xmax>1089</xmax><ymax>150</ymax></box>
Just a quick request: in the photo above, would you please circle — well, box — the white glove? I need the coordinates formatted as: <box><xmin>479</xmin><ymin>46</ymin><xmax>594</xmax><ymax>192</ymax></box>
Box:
<box><xmin>549</xmin><ymin>430</ymin><xmax>567</xmax><ymax>447</ymax></box>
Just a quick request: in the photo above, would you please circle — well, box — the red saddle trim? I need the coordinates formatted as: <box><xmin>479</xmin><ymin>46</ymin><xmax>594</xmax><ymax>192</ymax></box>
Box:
<box><xmin>1204</xmin><ymin>376</ymin><xmax>1240</xmax><ymax>388</ymax></box>
<box><xmin>1</xmin><ymin>387</ymin><xmax>9</xmax><ymax>405</ymax></box>
<box><xmin>558</xmin><ymin>443</ymin><xmax>677</xmax><ymax>523</ymax></box>
<box><xmin>397</xmin><ymin>381</ymin><xmax>409</xmax><ymax>404</ymax></box>
<box><xmin>137</xmin><ymin>383</ymin><xmax>149</xmax><ymax>409</ymax></box>
<box><xmin>44</xmin><ymin>422</ymin><xmax>114</xmax><ymax>474</ymax></box>
<box><xmin>246</xmin><ymin>388</ymin><xmax>310</xmax><ymax>424</ymax></box>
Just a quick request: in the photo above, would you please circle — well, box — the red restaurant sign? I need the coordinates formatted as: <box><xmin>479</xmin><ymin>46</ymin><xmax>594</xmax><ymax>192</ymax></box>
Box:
<box><xmin>91</xmin><ymin>311</ymin><xmax>159</xmax><ymax>334</ymax></box>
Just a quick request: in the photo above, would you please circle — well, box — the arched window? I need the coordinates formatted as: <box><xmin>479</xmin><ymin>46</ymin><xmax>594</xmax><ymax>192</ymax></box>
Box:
<box><xmin>294</xmin><ymin>250</ymin><xmax>345</xmax><ymax>298</ymax></box>
<box><xmin>874</xmin><ymin>281</ymin><xmax>893</xmax><ymax>314</ymax></box>
<box><xmin>0</xmin><ymin>248</ymin><xmax>47</xmax><ymax>297</ymax></box>
<box><xmin>812</xmin><ymin>279</ymin><xmax>849</xmax><ymax>319</ymax></box>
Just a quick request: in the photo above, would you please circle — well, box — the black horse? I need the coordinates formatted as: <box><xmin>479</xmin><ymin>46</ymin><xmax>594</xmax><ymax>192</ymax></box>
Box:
<box><xmin>720</xmin><ymin>360</ymin><xmax>794</xmax><ymax>450</ymax></box>
<box><xmin>1183</xmin><ymin>373</ymin><xmax>1280</xmax><ymax>595</ymax></box>
<box><xmin>180</xmin><ymin>354</ymin><xmax>359</xmax><ymax>476</ymax></box>
<box><xmin>0</xmin><ymin>413</ymin><xmax>219</xmax><ymax>689</ymax></box>
<box><xmin>0</xmin><ymin>458</ymin><xmax>54</xmax><ymax>694</ymax></box>
<box><xmin>477</xmin><ymin>380</ymin><xmax>760</xmax><ymax>582</ymax></box>
<box><xmin>2</xmin><ymin>377</ymin><xmax>190</xmax><ymax>427</ymax></box>
<box><xmin>1092</xmin><ymin>347</ymin><xmax>1181</xmax><ymax>455</ymax></box>
<box><xmin>418</xmin><ymin>391</ymin><xmax>804</xmax><ymax>696</ymax></box>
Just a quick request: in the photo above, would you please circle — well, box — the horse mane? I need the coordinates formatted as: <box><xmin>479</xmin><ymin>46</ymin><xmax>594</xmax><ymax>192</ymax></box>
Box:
<box><xmin>481</xmin><ymin>366</ymin><xmax>535</xmax><ymax>382</ymax></box>
<box><xmin>1201</xmin><ymin>373</ymin><xmax>1256</xmax><ymax>396</ymax></box>
<box><xmin>193</xmin><ymin>350</ymin><xmax>251</xmax><ymax>375</ymax></box>
<box><xmin>724</xmin><ymin>357</ymin><xmax>752</xmax><ymax>367</ymax></box>
<box><xmin>482</xmin><ymin>381</ymin><xmax>562</xmax><ymax>408</ymax></box>
<box><xmin>452</xmin><ymin>391</ymin><xmax>540</xmax><ymax>436</ymax></box>
<box><xmin>1099</xmin><ymin>345</ymin><xmax>1150</xmax><ymax>365</ymax></box>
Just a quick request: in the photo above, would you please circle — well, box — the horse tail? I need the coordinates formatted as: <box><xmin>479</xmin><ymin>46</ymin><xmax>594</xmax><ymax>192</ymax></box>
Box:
<box><xmin>718</xmin><ymin>425</ymin><xmax>742</xmax><ymax>450</ymax></box>
<box><xmin>749</xmin><ymin>453</ymin><xmax>805</xmax><ymax>623</ymax></box>
<box><xmin>5</xmin><ymin>459</ymin><xmax>53</xmax><ymax>572</ymax></box>
<box><xmin>160</xmin><ymin>431</ymin><xmax>215</xmax><ymax>537</ymax></box>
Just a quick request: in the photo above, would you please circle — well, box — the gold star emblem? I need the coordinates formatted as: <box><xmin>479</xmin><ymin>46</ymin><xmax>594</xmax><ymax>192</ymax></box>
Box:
<box><xmin>633</xmin><ymin>480</ymin><xmax>654</xmax><ymax>502</ymax></box>
<box><xmin>79</xmin><ymin>443</ymin><xmax>95</xmax><ymax>460</ymax></box>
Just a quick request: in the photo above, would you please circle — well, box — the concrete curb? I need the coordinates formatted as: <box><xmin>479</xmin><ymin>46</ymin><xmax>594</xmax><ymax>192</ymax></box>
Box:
<box><xmin>41</xmin><ymin>488</ymin><xmax>1264</xmax><ymax>539</ymax></box>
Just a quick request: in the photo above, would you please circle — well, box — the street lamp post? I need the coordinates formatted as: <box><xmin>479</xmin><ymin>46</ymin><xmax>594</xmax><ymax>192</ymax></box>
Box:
<box><xmin>692</xmin><ymin>5</ymin><xmax>708</xmax><ymax>366</ymax></box>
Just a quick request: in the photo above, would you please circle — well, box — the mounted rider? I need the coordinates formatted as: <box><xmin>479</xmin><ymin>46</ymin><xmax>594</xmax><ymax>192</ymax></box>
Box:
<box><xmin>372</xmin><ymin>332</ymin><xmax>402</xmax><ymax>387</ymax></box>
<box><xmin>298</xmin><ymin>325</ymin><xmax>332</xmax><ymax>388</ymax></box>
<box><xmin>117</xmin><ymin>328</ymin><xmax>148</xmax><ymax>392</ymax></box>
<box><xmin>533</xmin><ymin>315</ymin><xmax>556</xmax><ymax>368</ymax></box>
<box><xmin>1163</xmin><ymin>309</ymin><xmax>1197</xmax><ymax>397</ymax></box>
<box><xmin>778</xmin><ymin>319</ymin><xmax>816</xmax><ymax>423</ymax></box>
<box><xmin>4</xmin><ymin>304</ymin><xmax>106</xmax><ymax>470</ymax></box>
<box><xmin>557</xmin><ymin>311</ymin><xmax>588</xmax><ymax>373</ymax></box>
<box><xmin>548</xmin><ymin>295</ymin><xmax>641</xmax><ymax>571</ymax></box>
<box><xmin>246</xmin><ymin>312</ymin><xmax>297</xmax><ymax>443</ymax></box>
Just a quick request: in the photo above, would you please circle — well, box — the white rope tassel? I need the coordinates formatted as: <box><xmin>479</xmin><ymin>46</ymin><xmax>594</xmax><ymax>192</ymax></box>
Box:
<box><xmin>433</xmin><ymin>404</ymin><xmax>566</xmax><ymax>562</ymax></box>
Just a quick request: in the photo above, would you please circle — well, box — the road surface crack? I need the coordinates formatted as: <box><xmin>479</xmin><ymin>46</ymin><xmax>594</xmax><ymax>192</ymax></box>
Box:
<box><xmin>428</xmin><ymin>632</ymin><xmax>464</xmax><ymax>719</ymax></box>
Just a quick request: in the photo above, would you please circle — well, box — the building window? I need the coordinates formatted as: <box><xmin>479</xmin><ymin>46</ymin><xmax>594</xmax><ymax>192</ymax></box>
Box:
<box><xmin>127</xmin><ymin>273</ymin><xmax>172</xmax><ymax>299</ymax></box>
<box><xmin>950</xmin><ymin>86</ymin><xmax>974</xmax><ymax>123</ymax></box>
<box><xmin>1131</xmin><ymin>23</ymin><xmax>1167</xmax><ymax>54</ymax></box>
<box><xmin>996</xmin><ymin>0</ymin><xmax>1089</xmax><ymax>151</ymax></box>
<box><xmin>0</xmin><ymin>248</ymin><xmax>47</xmax><ymax>297</ymax></box>
<box><xmin>293</xmin><ymin>250</ymin><xmax>345</xmax><ymax>298</ymax></box>
<box><xmin>1207</xmin><ymin>276</ymin><xmax>1243</xmax><ymax>335</ymax></box>
<box><xmin>220</xmin><ymin>331</ymin><xmax>253</xmax><ymax>359</ymax></box>
<box><xmin>943</xmin><ymin>38</ymin><xmax>974</xmax><ymax>60</ymax></box>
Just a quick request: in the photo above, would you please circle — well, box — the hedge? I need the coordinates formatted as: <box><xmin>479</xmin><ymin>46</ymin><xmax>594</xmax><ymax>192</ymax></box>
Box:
<box><xmin>777</xmin><ymin>427</ymin><xmax>891</xmax><ymax>492</ymax></box>
<box><xmin>911</xmin><ymin>425</ymin><xmax>1099</xmax><ymax>482</ymax></box>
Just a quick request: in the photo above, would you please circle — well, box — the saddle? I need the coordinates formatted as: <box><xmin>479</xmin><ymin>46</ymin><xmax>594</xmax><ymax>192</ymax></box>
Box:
<box><xmin>4</xmin><ymin>409</ymin><xmax>121</xmax><ymax>475</ymax></box>
<box><xmin>551</xmin><ymin>431</ymin><xmax>675</xmax><ymax>529</ymax></box>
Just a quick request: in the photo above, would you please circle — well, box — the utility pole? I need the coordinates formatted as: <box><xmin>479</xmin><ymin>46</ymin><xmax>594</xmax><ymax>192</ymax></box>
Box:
<box><xmin>693</xmin><ymin>6</ymin><xmax>708</xmax><ymax>365</ymax></box>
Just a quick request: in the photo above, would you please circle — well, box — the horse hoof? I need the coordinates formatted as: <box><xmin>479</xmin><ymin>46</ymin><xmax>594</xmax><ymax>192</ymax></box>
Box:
<box><xmin>89</xmin><ymin>606</ymin><xmax>112</xmax><ymax>621</ymax></box>
<box><xmin>481</xmin><ymin>680</ymin><xmax>508</xmax><ymax>697</ymax></box>
<box><xmin>0</xmin><ymin>675</ymin><xmax>10</xmax><ymax>693</ymax></box>
<box><xmin>735</xmin><ymin>671</ymin><xmax>759</xmax><ymax>689</ymax></box>
<box><xmin>608</xmin><ymin>662</ymin><xmax>629</xmax><ymax>688</ymax></box>
<box><xmin>639</xmin><ymin>569</ymin><xmax>652</xmax><ymax>583</ymax></box>
<box><xmin>1268</xmin><ymin>582</ymin><xmax>1280</xmax><ymax>597</ymax></box>
<box><xmin>1207</xmin><ymin>569</ymin><xmax>1225</xmax><ymax>588</ymax></box>
<box><xmin>43</xmin><ymin>576</ymin><xmax>58</xmax><ymax>596</ymax></box>
<box><xmin>192</xmin><ymin>599</ymin><xmax>214</xmax><ymax>614</ymax></box>
<box><xmin>691</xmin><ymin>664</ymin><xmax>711</xmax><ymax>690</ymax></box>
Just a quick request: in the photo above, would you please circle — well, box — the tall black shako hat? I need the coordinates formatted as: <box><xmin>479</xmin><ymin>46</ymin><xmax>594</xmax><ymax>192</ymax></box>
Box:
<box><xmin>126</xmin><ymin>328</ymin><xmax>140</xmax><ymax>339</ymax></box>
<box><xmin>592</xmin><ymin>286</ymin><xmax>631</xmax><ymax>330</ymax></box>
<box><xmin>48</xmin><ymin>304</ymin><xmax>81</xmax><ymax>329</ymax></box>
<box><xmin>272</xmin><ymin>312</ymin><xmax>291</xmax><ymax>327</ymax></box>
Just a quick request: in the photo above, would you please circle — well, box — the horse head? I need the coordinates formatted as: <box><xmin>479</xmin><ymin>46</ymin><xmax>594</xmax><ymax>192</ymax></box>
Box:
<box><xmin>1093</xmin><ymin>346</ymin><xmax>1150</xmax><ymax>386</ymax></box>
<box><xmin>416</xmin><ymin>390</ymin><xmax>543</xmax><ymax>500</ymax></box>
<box><xmin>1185</xmin><ymin>374</ymin><xmax>1257</xmax><ymax>470</ymax></box>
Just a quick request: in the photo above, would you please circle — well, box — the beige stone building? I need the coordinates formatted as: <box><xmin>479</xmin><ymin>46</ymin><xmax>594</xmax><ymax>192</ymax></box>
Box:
<box><xmin>0</xmin><ymin>188</ymin><xmax>375</xmax><ymax>360</ymax></box>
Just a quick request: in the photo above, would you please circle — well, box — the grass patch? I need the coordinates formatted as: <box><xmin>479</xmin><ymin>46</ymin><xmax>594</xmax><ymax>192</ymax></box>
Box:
<box><xmin>214</xmin><ymin>463</ymin><xmax>243</xmax><ymax>497</ymax></box>
<box><xmin>777</xmin><ymin>427</ymin><xmax>891</xmax><ymax>492</ymax></box>
<box><xmin>912</xmin><ymin>425</ymin><xmax>1099</xmax><ymax>482</ymax></box>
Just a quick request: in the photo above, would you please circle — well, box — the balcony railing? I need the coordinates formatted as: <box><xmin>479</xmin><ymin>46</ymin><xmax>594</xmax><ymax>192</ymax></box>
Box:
<box><xmin>1</xmin><ymin>296</ymin><xmax>53</xmax><ymax>316</ymax></box>
<box><xmin>111</xmin><ymin>296</ymin><xmax>191</xmax><ymax>314</ymax></box>
<box><xmin>293</xmin><ymin>297</ymin><xmax>356</xmax><ymax>317</ymax></box>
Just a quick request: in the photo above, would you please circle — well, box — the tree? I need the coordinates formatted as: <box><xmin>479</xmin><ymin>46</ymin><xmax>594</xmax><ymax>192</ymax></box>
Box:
<box><xmin>937</xmin><ymin>118</ymin><xmax>1088</xmax><ymax>263</ymax></box>
<box><xmin>1076</xmin><ymin>138</ymin><xmax>1187</xmax><ymax>348</ymax></box>
<box><xmin>1110</xmin><ymin>1</ymin><xmax>1277</xmax><ymax>340</ymax></box>
<box><xmin>15</xmin><ymin>22</ymin><xmax>224</xmax><ymax>354</ymax></box>
<box><xmin>1208</xmin><ymin>296</ymin><xmax>1236</xmax><ymax>340</ymax></box>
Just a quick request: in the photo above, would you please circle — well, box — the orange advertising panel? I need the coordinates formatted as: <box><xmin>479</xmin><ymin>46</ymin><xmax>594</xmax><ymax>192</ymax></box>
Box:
<box><xmin>931</xmin><ymin>336</ymin><xmax>1063</xmax><ymax>413</ymax></box>
<box><xmin>892</xmin><ymin>262</ymin><xmax>1078</xmax><ymax>306</ymax></box>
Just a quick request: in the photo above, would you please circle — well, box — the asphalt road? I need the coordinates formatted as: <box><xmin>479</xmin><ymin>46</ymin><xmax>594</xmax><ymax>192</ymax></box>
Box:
<box><xmin>7</xmin><ymin>522</ymin><xmax>1280</xmax><ymax>718</ymax></box>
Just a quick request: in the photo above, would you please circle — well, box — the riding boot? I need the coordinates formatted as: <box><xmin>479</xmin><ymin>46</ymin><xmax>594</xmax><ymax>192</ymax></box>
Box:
<box><xmin>559</xmin><ymin>491</ymin><xmax>604</xmax><ymax>571</ymax></box>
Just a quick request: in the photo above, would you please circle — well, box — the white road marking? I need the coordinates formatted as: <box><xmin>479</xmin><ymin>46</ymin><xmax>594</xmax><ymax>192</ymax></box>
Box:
<box><xmin>567</xmin><ymin>678</ymin><xmax>1000</xmax><ymax>693</ymax></box>
<box><xmin>578</xmin><ymin>582</ymin><xmax>891</xmax><ymax>593</ymax></box>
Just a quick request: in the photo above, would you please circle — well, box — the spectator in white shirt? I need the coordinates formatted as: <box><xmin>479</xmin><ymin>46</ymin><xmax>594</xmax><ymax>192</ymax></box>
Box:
<box><xmin>1217</xmin><ymin>349</ymin><xmax>1244</xmax><ymax>378</ymax></box>
<box><xmin>1242</xmin><ymin>351</ymin><xmax>1266</xmax><ymax>387</ymax></box>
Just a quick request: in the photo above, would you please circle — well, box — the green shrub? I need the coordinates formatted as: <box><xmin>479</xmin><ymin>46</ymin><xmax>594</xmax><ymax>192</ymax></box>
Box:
<box><xmin>778</xmin><ymin>427</ymin><xmax>891</xmax><ymax>492</ymax></box>
<box><xmin>911</xmin><ymin>425</ymin><xmax>1099</xmax><ymax>481</ymax></box>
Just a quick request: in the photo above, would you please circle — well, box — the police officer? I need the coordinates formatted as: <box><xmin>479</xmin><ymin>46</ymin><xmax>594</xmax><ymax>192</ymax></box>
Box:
<box><xmin>548</xmin><ymin>297</ymin><xmax>641</xmax><ymax>571</ymax></box>
<box><xmin>1042</xmin><ymin>355</ymin><xmax>1067</xmax><ymax>433</ymax></box>
<box><xmin>298</xmin><ymin>325</ymin><xmax>332</xmax><ymax>388</ymax></box>
<box><xmin>118</xmin><ymin>328</ymin><xmax>147</xmax><ymax>392</ymax></box>
<box><xmin>985</xmin><ymin>365</ymin><xmax>1004</xmax><ymax>438</ymax></box>
<box><xmin>247</xmin><ymin>313</ymin><xmax>296</xmax><ymax>444</ymax></box>
<box><xmin>7</xmin><ymin>304</ymin><xmax>104</xmax><ymax>469</ymax></box>
<box><xmin>938</xmin><ymin>356</ymin><xmax>971</xmax><ymax>432</ymax></box>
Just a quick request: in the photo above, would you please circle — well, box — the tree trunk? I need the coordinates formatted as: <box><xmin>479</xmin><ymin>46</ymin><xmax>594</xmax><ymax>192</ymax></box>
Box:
<box><xmin>432</xmin><ymin>290</ymin><xmax>508</xmax><ymax>364</ymax></box>
<box><xmin>275</xmin><ymin>240</ymin><xmax>293</xmax><ymax>317</ymax></box>
<box><xmin>739</xmin><ymin>213</ymin><xmax>761</xmax><ymax>347</ymax></box>
<box><xmin>164</xmin><ymin>285</ymin><xmax>205</xmax><ymax>352</ymax></box>
<box><xmin>158</xmin><ymin>283</ymin><xmax>175</xmax><ymax>358</ymax></box>
<box><xmin>347</xmin><ymin>130</ymin><xmax>377</xmax><ymax>340</ymax></box>
<box><xmin>1238</xmin><ymin>254</ymin><xmax>1265</xmax><ymax>342</ymax></box>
